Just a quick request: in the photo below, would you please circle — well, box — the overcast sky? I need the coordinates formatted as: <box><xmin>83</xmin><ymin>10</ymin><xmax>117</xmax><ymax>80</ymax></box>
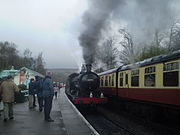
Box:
<box><xmin>0</xmin><ymin>0</ymin><xmax>87</xmax><ymax>69</ymax></box>
<box><xmin>1</xmin><ymin>0</ymin><xmax>180</xmax><ymax>69</ymax></box>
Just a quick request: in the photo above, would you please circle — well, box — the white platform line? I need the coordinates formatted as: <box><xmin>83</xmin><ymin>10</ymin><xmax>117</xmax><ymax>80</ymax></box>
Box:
<box><xmin>64</xmin><ymin>93</ymin><xmax>100</xmax><ymax>135</ymax></box>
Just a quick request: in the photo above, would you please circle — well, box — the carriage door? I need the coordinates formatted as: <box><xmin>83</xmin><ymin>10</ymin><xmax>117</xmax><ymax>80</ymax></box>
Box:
<box><xmin>124</xmin><ymin>72</ymin><xmax>129</xmax><ymax>97</ymax></box>
<box><xmin>125</xmin><ymin>73</ymin><xmax>129</xmax><ymax>88</ymax></box>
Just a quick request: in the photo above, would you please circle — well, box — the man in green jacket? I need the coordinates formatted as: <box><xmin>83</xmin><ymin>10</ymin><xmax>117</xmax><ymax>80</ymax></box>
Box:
<box><xmin>0</xmin><ymin>75</ymin><xmax>19</xmax><ymax>122</ymax></box>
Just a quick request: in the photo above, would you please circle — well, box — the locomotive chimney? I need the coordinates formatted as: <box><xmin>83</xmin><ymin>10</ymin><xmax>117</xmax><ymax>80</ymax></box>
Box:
<box><xmin>86</xmin><ymin>64</ymin><xmax>92</xmax><ymax>72</ymax></box>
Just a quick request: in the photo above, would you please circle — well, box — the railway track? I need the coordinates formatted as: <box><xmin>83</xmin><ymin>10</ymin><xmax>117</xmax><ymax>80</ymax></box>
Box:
<box><xmin>77</xmin><ymin>105</ymin><xmax>180</xmax><ymax>135</ymax></box>
<box><xmin>100</xmin><ymin>106</ymin><xmax>180</xmax><ymax>135</ymax></box>
<box><xmin>77</xmin><ymin>106</ymin><xmax>137</xmax><ymax>135</ymax></box>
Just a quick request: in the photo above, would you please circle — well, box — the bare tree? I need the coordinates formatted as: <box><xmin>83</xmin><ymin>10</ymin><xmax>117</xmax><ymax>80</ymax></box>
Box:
<box><xmin>0</xmin><ymin>42</ymin><xmax>19</xmax><ymax>70</ymax></box>
<box><xmin>137</xmin><ymin>29</ymin><xmax>168</xmax><ymax>61</ymax></box>
<box><xmin>102</xmin><ymin>37</ymin><xmax>118</xmax><ymax>69</ymax></box>
<box><xmin>23</xmin><ymin>49</ymin><xmax>35</xmax><ymax>69</ymax></box>
<box><xmin>154</xmin><ymin>29</ymin><xmax>165</xmax><ymax>47</ymax></box>
<box><xmin>118</xmin><ymin>29</ymin><xmax>135</xmax><ymax>65</ymax></box>
<box><xmin>0</xmin><ymin>42</ymin><xmax>46</xmax><ymax>75</ymax></box>
<box><xmin>169</xmin><ymin>20</ymin><xmax>180</xmax><ymax>51</ymax></box>
<box><xmin>34</xmin><ymin>52</ymin><xmax>46</xmax><ymax>74</ymax></box>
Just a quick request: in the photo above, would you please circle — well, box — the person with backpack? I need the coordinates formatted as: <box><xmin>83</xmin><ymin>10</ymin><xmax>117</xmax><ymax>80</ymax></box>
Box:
<box><xmin>35</xmin><ymin>76</ymin><xmax>44</xmax><ymax>112</ymax></box>
<box><xmin>42</xmin><ymin>71</ymin><xmax>54</xmax><ymax>122</ymax></box>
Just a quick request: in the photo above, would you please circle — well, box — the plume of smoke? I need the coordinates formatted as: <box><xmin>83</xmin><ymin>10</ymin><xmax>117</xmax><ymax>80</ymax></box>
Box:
<box><xmin>78</xmin><ymin>0</ymin><xmax>124</xmax><ymax>64</ymax></box>
<box><xmin>79</xmin><ymin>0</ymin><xmax>180</xmax><ymax>67</ymax></box>
<box><xmin>113</xmin><ymin>0</ymin><xmax>177</xmax><ymax>44</ymax></box>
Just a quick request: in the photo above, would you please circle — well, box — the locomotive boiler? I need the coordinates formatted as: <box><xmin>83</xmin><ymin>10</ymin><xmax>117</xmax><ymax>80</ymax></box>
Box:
<box><xmin>65</xmin><ymin>64</ymin><xmax>107</xmax><ymax>104</ymax></box>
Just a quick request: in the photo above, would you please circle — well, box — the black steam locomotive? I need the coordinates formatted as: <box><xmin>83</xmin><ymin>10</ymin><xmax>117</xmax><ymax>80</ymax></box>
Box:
<box><xmin>65</xmin><ymin>64</ymin><xmax>107</xmax><ymax>104</ymax></box>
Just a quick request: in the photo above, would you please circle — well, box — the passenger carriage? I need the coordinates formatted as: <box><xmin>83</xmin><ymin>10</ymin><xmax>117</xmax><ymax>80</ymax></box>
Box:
<box><xmin>99</xmin><ymin>50</ymin><xmax>180</xmax><ymax>109</ymax></box>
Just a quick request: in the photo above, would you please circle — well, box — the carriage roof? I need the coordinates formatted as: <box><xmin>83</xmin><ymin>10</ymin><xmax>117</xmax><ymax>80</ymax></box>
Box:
<box><xmin>98</xmin><ymin>50</ymin><xmax>180</xmax><ymax>75</ymax></box>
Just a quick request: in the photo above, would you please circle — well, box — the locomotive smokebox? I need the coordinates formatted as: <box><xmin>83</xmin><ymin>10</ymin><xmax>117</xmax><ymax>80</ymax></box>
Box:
<box><xmin>86</xmin><ymin>64</ymin><xmax>92</xmax><ymax>72</ymax></box>
<box><xmin>77</xmin><ymin>63</ymin><xmax>100</xmax><ymax>97</ymax></box>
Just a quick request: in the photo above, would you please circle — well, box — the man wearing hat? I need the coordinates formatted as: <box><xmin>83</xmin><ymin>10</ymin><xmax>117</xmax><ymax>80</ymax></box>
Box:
<box><xmin>0</xmin><ymin>75</ymin><xmax>19</xmax><ymax>122</ymax></box>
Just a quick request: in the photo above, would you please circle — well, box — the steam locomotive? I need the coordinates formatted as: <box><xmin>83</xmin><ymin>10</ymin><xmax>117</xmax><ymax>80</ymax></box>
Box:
<box><xmin>65</xmin><ymin>64</ymin><xmax>107</xmax><ymax>104</ymax></box>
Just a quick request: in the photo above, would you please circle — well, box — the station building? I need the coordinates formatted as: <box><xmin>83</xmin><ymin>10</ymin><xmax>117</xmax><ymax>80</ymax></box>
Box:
<box><xmin>0</xmin><ymin>66</ymin><xmax>44</xmax><ymax>86</ymax></box>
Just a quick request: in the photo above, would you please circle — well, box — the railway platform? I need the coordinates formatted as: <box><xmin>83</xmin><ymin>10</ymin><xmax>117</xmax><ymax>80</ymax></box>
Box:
<box><xmin>0</xmin><ymin>88</ymin><xmax>98</xmax><ymax>135</ymax></box>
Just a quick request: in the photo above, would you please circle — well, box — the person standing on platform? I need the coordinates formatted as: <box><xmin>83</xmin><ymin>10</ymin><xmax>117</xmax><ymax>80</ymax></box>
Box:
<box><xmin>42</xmin><ymin>71</ymin><xmax>54</xmax><ymax>122</ymax></box>
<box><xmin>35</xmin><ymin>76</ymin><xmax>44</xmax><ymax>112</ymax></box>
<box><xmin>0</xmin><ymin>75</ymin><xmax>19</xmax><ymax>122</ymax></box>
<box><xmin>28</xmin><ymin>78</ymin><xmax>35</xmax><ymax>109</ymax></box>
<box><xmin>33</xmin><ymin>89</ymin><xmax>37</xmax><ymax>108</ymax></box>
<box><xmin>53</xmin><ymin>83</ymin><xmax>59</xmax><ymax>99</ymax></box>
<box><xmin>0</xmin><ymin>78</ymin><xmax>4</xmax><ymax>117</ymax></box>
<box><xmin>33</xmin><ymin>79</ymin><xmax>37</xmax><ymax>108</ymax></box>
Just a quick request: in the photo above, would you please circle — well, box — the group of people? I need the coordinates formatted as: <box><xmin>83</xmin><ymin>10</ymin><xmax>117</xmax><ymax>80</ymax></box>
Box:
<box><xmin>0</xmin><ymin>71</ymin><xmax>61</xmax><ymax>123</ymax></box>
<box><xmin>28</xmin><ymin>76</ymin><xmax>43</xmax><ymax>111</ymax></box>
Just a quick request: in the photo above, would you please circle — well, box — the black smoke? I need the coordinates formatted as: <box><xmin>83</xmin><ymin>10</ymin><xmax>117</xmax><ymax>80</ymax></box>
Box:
<box><xmin>79</xmin><ymin>0</ymin><xmax>179</xmax><ymax>64</ymax></box>
<box><xmin>78</xmin><ymin>0</ymin><xmax>124</xmax><ymax>64</ymax></box>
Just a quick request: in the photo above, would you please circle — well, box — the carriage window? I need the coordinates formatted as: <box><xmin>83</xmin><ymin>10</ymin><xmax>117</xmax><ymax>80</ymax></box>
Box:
<box><xmin>119</xmin><ymin>72</ymin><xmax>123</xmax><ymax>86</ymax></box>
<box><xmin>125</xmin><ymin>74</ymin><xmax>128</xmax><ymax>85</ymax></box>
<box><xmin>109</xmin><ymin>76</ymin><xmax>111</xmax><ymax>86</ymax></box>
<box><xmin>163</xmin><ymin>62</ymin><xmax>179</xmax><ymax>86</ymax></box>
<box><xmin>131</xmin><ymin>69</ymin><xmax>139</xmax><ymax>86</ymax></box>
<box><xmin>112</xmin><ymin>74</ymin><xmax>114</xmax><ymax>86</ymax></box>
<box><xmin>167</xmin><ymin>64</ymin><xmax>171</xmax><ymax>70</ymax></box>
<box><xmin>105</xmin><ymin>76</ymin><xmax>108</xmax><ymax>86</ymax></box>
<box><xmin>144</xmin><ymin>66</ymin><xmax>156</xmax><ymax>87</ymax></box>
<box><xmin>163</xmin><ymin>71</ymin><xmax>179</xmax><ymax>86</ymax></box>
<box><xmin>145</xmin><ymin>66</ymin><xmax>156</xmax><ymax>73</ymax></box>
<box><xmin>101</xmin><ymin>77</ymin><xmax>104</xmax><ymax>86</ymax></box>
<box><xmin>145</xmin><ymin>74</ymin><xmax>155</xmax><ymax>86</ymax></box>
<box><xmin>163</xmin><ymin>64</ymin><xmax>166</xmax><ymax>71</ymax></box>
<box><xmin>164</xmin><ymin>62</ymin><xmax>179</xmax><ymax>71</ymax></box>
<box><xmin>172</xmin><ymin>62</ymin><xmax>179</xmax><ymax>70</ymax></box>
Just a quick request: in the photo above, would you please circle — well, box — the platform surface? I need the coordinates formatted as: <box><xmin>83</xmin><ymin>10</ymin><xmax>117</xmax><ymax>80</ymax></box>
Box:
<box><xmin>59</xmin><ymin>88</ymin><xmax>97</xmax><ymax>135</ymax></box>
<box><xmin>0</xmin><ymin>88</ymin><xmax>97</xmax><ymax>135</ymax></box>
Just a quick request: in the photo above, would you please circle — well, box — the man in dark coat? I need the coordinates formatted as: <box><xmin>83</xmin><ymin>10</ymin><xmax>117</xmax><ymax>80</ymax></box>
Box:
<box><xmin>35</xmin><ymin>76</ymin><xmax>43</xmax><ymax>112</ymax></box>
<box><xmin>42</xmin><ymin>72</ymin><xmax>54</xmax><ymax>122</ymax></box>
